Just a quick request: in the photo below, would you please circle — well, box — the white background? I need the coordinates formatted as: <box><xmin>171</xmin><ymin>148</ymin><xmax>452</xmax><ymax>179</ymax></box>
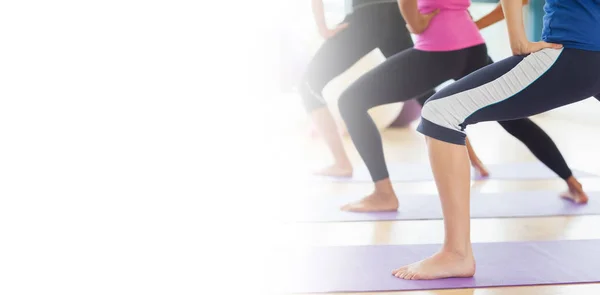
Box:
<box><xmin>1</xmin><ymin>1</ymin><xmax>282</xmax><ymax>294</ymax></box>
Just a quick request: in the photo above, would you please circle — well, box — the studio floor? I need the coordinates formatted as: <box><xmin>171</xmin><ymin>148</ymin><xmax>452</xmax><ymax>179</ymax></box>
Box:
<box><xmin>276</xmin><ymin>111</ymin><xmax>600</xmax><ymax>295</ymax></box>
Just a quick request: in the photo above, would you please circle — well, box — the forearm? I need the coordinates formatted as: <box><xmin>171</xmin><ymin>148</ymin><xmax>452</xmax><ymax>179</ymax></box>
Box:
<box><xmin>500</xmin><ymin>0</ymin><xmax>528</xmax><ymax>49</ymax></box>
<box><xmin>474</xmin><ymin>5</ymin><xmax>504</xmax><ymax>29</ymax></box>
<box><xmin>311</xmin><ymin>0</ymin><xmax>329</xmax><ymax>33</ymax></box>
<box><xmin>475</xmin><ymin>0</ymin><xmax>528</xmax><ymax>30</ymax></box>
<box><xmin>398</xmin><ymin>0</ymin><xmax>422</xmax><ymax>32</ymax></box>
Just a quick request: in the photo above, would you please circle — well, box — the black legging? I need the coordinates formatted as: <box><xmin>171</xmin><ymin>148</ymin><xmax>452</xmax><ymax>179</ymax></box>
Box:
<box><xmin>339</xmin><ymin>44</ymin><xmax>573</xmax><ymax>182</ymax></box>
<box><xmin>298</xmin><ymin>2</ymin><xmax>434</xmax><ymax>112</ymax></box>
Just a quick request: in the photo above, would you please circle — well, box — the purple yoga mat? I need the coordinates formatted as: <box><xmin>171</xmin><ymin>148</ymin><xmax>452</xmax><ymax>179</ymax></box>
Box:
<box><xmin>312</xmin><ymin>162</ymin><xmax>596</xmax><ymax>182</ymax></box>
<box><xmin>286</xmin><ymin>191</ymin><xmax>600</xmax><ymax>222</ymax></box>
<box><xmin>283</xmin><ymin>240</ymin><xmax>600</xmax><ymax>293</ymax></box>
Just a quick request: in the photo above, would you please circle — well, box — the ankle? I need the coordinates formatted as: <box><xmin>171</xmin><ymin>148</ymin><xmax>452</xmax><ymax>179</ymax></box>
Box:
<box><xmin>374</xmin><ymin>179</ymin><xmax>395</xmax><ymax>195</ymax></box>
<box><xmin>566</xmin><ymin>176</ymin><xmax>582</xmax><ymax>190</ymax></box>
<box><xmin>442</xmin><ymin>242</ymin><xmax>472</xmax><ymax>258</ymax></box>
<box><xmin>333</xmin><ymin>157</ymin><xmax>352</xmax><ymax>169</ymax></box>
<box><xmin>338</xmin><ymin>162</ymin><xmax>353</xmax><ymax>170</ymax></box>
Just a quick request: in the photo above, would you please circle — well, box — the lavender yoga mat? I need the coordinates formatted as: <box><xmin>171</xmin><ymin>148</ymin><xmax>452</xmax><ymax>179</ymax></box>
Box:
<box><xmin>283</xmin><ymin>240</ymin><xmax>600</xmax><ymax>293</ymax></box>
<box><xmin>287</xmin><ymin>190</ymin><xmax>600</xmax><ymax>222</ymax></box>
<box><xmin>312</xmin><ymin>162</ymin><xmax>596</xmax><ymax>182</ymax></box>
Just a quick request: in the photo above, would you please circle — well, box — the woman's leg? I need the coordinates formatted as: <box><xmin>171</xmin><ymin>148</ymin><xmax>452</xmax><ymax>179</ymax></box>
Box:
<box><xmin>417</xmin><ymin>91</ymin><xmax>489</xmax><ymax>177</ymax></box>
<box><xmin>338</xmin><ymin>48</ymin><xmax>467</xmax><ymax>212</ymax></box>
<box><xmin>299</xmin><ymin>15</ymin><xmax>379</xmax><ymax>177</ymax></box>
<box><xmin>394</xmin><ymin>48</ymin><xmax>600</xmax><ymax>280</ymax></box>
<box><xmin>497</xmin><ymin>119</ymin><xmax>588</xmax><ymax>202</ymax></box>
<box><xmin>459</xmin><ymin>54</ymin><xmax>496</xmax><ymax>177</ymax></box>
<box><xmin>481</xmin><ymin>55</ymin><xmax>584</xmax><ymax>197</ymax></box>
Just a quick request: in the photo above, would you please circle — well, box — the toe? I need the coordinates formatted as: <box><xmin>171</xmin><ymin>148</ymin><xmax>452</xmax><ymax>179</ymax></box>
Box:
<box><xmin>392</xmin><ymin>266</ymin><xmax>407</xmax><ymax>275</ymax></box>
<box><xmin>341</xmin><ymin>202</ymin><xmax>359</xmax><ymax>211</ymax></box>
<box><xmin>343</xmin><ymin>205</ymin><xmax>361</xmax><ymax>212</ymax></box>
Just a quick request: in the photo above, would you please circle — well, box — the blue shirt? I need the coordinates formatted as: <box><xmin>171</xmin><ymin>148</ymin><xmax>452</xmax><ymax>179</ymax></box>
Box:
<box><xmin>542</xmin><ymin>0</ymin><xmax>600</xmax><ymax>51</ymax></box>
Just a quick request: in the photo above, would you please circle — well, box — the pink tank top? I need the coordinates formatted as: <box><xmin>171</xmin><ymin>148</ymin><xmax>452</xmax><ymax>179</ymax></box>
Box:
<box><xmin>414</xmin><ymin>0</ymin><xmax>485</xmax><ymax>51</ymax></box>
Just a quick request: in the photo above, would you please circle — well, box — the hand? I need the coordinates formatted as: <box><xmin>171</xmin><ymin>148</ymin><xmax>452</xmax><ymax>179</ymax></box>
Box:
<box><xmin>320</xmin><ymin>23</ymin><xmax>349</xmax><ymax>39</ymax></box>
<box><xmin>406</xmin><ymin>9</ymin><xmax>439</xmax><ymax>34</ymax></box>
<box><xmin>511</xmin><ymin>40</ymin><xmax>563</xmax><ymax>55</ymax></box>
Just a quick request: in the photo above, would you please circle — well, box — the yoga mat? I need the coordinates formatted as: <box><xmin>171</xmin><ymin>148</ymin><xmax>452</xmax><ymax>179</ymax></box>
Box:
<box><xmin>311</xmin><ymin>162</ymin><xmax>596</xmax><ymax>182</ymax></box>
<box><xmin>286</xmin><ymin>190</ymin><xmax>600</xmax><ymax>222</ymax></box>
<box><xmin>283</xmin><ymin>239</ymin><xmax>600</xmax><ymax>293</ymax></box>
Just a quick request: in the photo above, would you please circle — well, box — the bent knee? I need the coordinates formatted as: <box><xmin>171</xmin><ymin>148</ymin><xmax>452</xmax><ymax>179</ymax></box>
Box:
<box><xmin>421</xmin><ymin>99</ymin><xmax>464</xmax><ymax>132</ymax></box>
<box><xmin>417</xmin><ymin>99</ymin><xmax>468</xmax><ymax>145</ymax></box>
<box><xmin>337</xmin><ymin>87</ymin><xmax>363</xmax><ymax>118</ymax></box>
<box><xmin>337</xmin><ymin>91</ymin><xmax>353</xmax><ymax>119</ymax></box>
<box><xmin>299</xmin><ymin>81</ymin><xmax>327</xmax><ymax>112</ymax></box>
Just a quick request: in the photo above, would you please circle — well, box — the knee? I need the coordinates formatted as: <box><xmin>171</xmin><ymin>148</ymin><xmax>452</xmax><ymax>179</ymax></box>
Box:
<box><xmin>298</xmin><ymin>81</ymin><xmax>327</xmax><ymax>112</ymax></box>
<box><xmin>418</xmin><ymin>98</ymin><xmax>468</xmax><ymax>145</ymax></box>
<box><xmin>420</xmin><ymin>99</ymin><xmax>463</xmax><ymax>132</ymax></box>
<box><xmin>337</xmin><ymin>87</ymin><xmax>361</xmax><ymax>120</ymax></box>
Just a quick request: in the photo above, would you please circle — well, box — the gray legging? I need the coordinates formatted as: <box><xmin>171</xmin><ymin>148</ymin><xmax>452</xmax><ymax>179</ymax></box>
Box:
<box><xmin>298</xmin><ymin>2</ymin><xmax>434</xmax><ymax>112</ymax></box>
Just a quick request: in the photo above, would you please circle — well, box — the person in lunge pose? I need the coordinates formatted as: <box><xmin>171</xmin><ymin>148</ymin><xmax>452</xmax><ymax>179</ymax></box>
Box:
<box><xmin>393</xmin><ymin>0</ymin><xmax>599</xmax><ymax>280</ymax></box>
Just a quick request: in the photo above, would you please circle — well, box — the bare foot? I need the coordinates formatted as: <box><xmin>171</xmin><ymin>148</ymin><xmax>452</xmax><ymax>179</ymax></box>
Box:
<box><xmin>471</xmin><ymin>159</ymin><xmax>489</xmax><ymax>178</ymax></box>
<box><xmin>313</xmin><ymin>164</ymin><xmax>353</xmax><ymax>178</ymax></box>
<box><xmin>391</xmin><ymin>250</ymin><xmax>476</xmax><ymax>280</ymax></box>
<box><xmin>561</xmin><ymin>177</ymin><xmax>589</xmax><ymax>204</ymax></box>
<box><xmin>341</xmin><ymin>191</ymin><xmax>399</xmax><ymax>212</ymax></box>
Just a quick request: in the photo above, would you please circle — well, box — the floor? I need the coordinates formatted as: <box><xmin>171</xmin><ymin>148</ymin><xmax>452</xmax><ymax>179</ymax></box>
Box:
<box><xmin>272</xmin><ymin>3</ymin><xmax>600</xmax><ymax>293</ymax></box>
<box><xmin>275</xmin><ymin>113</ymin><xmax>600</xmax><ymax>295</ymax></box>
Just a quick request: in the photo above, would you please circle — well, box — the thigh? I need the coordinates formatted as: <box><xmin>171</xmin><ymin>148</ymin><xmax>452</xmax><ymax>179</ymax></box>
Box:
<box><xmin>423</xmin><ymin>48</ymin><xmax>600</xmax><ymax>131</ymax></box>
<box><xmin>302</xmin><ymin>16</ymin><xmax>379</xmax><ymax>87</ymax></box>
<box><xmin>378</xmin><ymin>31</ymin><xmax>414</xmax><ymax>58</ymax></box>
<box><xmin>341</xmin><ymin>48</ymin><xmax>467</xmax><ymax>110</ymax></box>
<box><xmin>375</xmin><ymin>5</ymin><xmax>414</xmax><ymax>58</ymax></box>
<box><xmin>466</xmin><ymin>49</ymin><xmax>600</xmax><ymax>124</ymax></box>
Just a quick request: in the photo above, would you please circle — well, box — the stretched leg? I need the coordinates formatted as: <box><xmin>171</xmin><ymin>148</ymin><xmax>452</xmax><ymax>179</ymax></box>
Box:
<box><xmin>338</xmin><ymin>48</ymin><xmax>468</xmax><ymax>212</ymax></box>
<box><xmin>298</xmin><ymin>15</ymin><xmax>378</xmax><ymax>177</ymax></box>
<box><xmin>399</xmin><ymin>48</ymin><xmax>600</xmax><ymax>280</ymax></box>
<box><xmin>498</xmin><ymin>119</ymin><xmax>588</xmax><ymax>203</ymax></box>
